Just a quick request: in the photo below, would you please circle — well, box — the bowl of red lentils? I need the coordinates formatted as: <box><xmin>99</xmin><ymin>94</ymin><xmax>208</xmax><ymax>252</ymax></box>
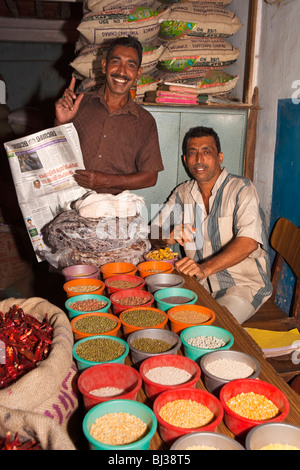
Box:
<box><xmin>139</xmin><ymin>354</ymin><xmax>201</xmax><ymax>401</ymax></box>
<box><xmin>82</xmin><ymin>399</ymin><xmax>157</xmax><ymax>450</ymax></box>
<box><xmin>168</xmin><ymin>304</ymin><xmax>216</xmax><ymax>334</ymax></box>
<box><xmin>153</xmin><ymin>387</ymin><xmax>224</xmax><ymax>446</ymax></box>
<box><xmin>110</xmin><ymin>289</ymin><xmax>154</xmax><ymax>316</ymax></box>
<box><xmin>219</xmin><ymin>378</ymin><xmax>290</xmax><ymax>438</ymax></box>
<box><xmin>65</xmin><ymin>294</ymin><xmax>111</xmax><ymax>319</ymax></box>
<box><xmin>104</xmin><ymin>274</ymin><xmax>145</xmax><ymax>295</ymax></box>
<box><xmin>63</xmin><ymin>278</ymin><xmax>105</xmax><ymax>298</ymax></box>
<box><xmin>70</xmin><ymin>312</ymin><xmax>121</xmax><ymax>341</ymax></box>
<box><xmin>78</xmin><ymin>363</ymin><xmax>143</xmax><ymax>411</ymax></box>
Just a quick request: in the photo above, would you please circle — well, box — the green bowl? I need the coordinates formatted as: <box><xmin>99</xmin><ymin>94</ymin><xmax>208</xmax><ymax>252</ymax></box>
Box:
<box><xmin>154</xmin><ymin>287</ymin><xmax>198</xmax><ymax>312</ymax></box>
<box><xmin>65</xmin><ymin>294</ymin><xmax>111</xmax><ymax>319</ymax></box>
<box><xmin>181</xmin><ymin>325</ymin><xmax>234</xmax><ymax>363</ymax></box>
<box><xmin>82</xmin><ymin>399</ymin><xmax>157</xmax><ymax>450</ymax></box>
<box><xmin>72</xmin><ymin>335</ymin><xmax>129</xmax><ymax>371</ymax></box>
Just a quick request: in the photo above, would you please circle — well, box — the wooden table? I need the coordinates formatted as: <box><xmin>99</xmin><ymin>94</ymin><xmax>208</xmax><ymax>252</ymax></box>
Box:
<box><xmin>136</xmin><ymin>273</ymin><xmax>300</xmax><ymax>450</ymax></box>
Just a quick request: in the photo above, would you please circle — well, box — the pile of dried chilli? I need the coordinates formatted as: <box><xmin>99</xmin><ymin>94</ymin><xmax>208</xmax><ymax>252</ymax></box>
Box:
<box><xmin>0</xmin><ymin>305</ymin><xmax>53</xmax><ymax>389</ymax></box>
<box><xmin>0</xmin><ymin>432</ymin><xmax>42</xmax><ymax>450</ymax></box>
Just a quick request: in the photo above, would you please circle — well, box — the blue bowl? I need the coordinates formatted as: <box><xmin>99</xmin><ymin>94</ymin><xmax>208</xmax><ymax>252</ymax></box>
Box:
<box><xmin>82</xmin><ymin>399</ymin><xmax>157</xmax><ymax>450</ymax></box>
<box><xmin>181</xmin><ymin>325</ymin><xmax>234</xmax><ymax>363</ymax></box>
<box><xmin>72</xmin><ymin>335</ymin><xmax>129</xmax><ymax>371</ymax></box>
<box><xmin>65</xmin><ymin>294</ymin><xmax>111</xmax><ymax>319</ymax></box>
<box><xmin>154</xmin><ymin>287</ymin><xmax>198</xmax><ymax>312</ymax></box>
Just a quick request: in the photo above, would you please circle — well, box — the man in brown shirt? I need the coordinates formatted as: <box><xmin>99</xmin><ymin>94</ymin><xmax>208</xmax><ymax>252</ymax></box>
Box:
<box><xmin>55</xmin><ymin>36</ymin><xmax>163</xmax><ymax>194</ymax></box>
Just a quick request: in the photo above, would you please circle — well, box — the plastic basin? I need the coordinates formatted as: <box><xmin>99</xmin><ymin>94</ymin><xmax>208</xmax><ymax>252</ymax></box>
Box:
<box><xmin>62</xmin><ymin>264</ymin><xmax>99</xmax><ymax>281</ymax></box>
<box><xmin>137</xmin><ymin>261</ymin><xmax>174</xmax><ymax>278</ymax></box>
<box><xmin>100</xmin><ymin>262</ymin><xmax>137</xmax><ymax>280</ymax></box>
<box><xmin>154</xmin><ymin>287</ymin><xmax>198</xmax><ymax>312</ymax></box>
<box><xmin>65</xmin><ymin>294</ymin><xmax>111</xmax><ymax>319</ymax></box>
<box><xmin>70</xmin><ymin>312</ymin><xmax>121</xmax><ymax>341</ymax></box>
<box><xmin>168</xmin><ymin>304</ymin><xmax>215</xmax><ymax>334</ymax></box>
<box><xmin>119</xmin><ymin>306</ymin><xmax>168</xmax><ymax>337</ymax></box>
<box><xmin>104</xmin><ymin>274</ymin><xmax>145</xmax><ymax>295</ymax></box>
<box><xmin>63</xmin><ymin>278</ymin><xmax>105</xmax><ymax>298</ymax></box>
<box><xmin>110</xmin><ymin>289</ymin><xmax>154</xmax><ymax>316</ymax></box>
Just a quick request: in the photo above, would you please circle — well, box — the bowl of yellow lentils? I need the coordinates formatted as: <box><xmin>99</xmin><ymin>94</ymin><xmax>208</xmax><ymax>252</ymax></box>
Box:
<box><xmin>144</xmin><ymin>247</ymin><xmax>179</xmax><ymax>266</ymax></box>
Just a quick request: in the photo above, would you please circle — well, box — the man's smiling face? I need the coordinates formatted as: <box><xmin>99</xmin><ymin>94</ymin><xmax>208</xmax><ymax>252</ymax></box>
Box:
<box><xmin>102</xmin><ymin>44</ymin><xmax>142</xmax><ymax>97</ymax></box>
<box><xmin>184</xmin><ymin>135</ymin><xmax>223</xmax><ymax>187</ymax></box>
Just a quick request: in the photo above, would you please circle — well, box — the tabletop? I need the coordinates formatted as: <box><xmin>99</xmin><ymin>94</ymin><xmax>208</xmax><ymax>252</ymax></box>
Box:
<box><xmin>135</xmin><ymin>272</ymin><xmax>300</xmax><ymax>450</ymax></box>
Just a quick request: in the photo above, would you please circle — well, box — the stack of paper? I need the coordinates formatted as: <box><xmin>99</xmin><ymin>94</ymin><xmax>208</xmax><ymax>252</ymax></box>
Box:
<box><xmin>245</xmin><ymin>328</ymin><xmax>300</xmax><ymax>357</ymax></box>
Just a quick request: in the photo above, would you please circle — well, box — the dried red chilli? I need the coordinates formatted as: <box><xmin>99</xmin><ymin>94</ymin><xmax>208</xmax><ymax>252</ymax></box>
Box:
<box><xmin>0</xmin><ymin>432</ymin><xmax>42</xmax><ymax>450</ymax></box>
<box><xmin>0</xmin><ymin>305</ymin><xmax>53</xmax><ymax>389</ymax></box>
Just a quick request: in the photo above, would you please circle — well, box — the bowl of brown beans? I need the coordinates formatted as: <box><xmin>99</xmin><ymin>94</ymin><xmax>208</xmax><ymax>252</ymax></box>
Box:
<box><xmin>63</xmin><ymin>278</ymin><xmax>105</xmax><ymax>298</ymax></box>
<box><xmin>65</xmin><ymin>294</ymin><xmax>111</xmax><ymax>319</ymax></box>
<box><xmin>168</xmin><ymin>304</ymin><xmax>216</xmax><ymax>334</ymax></box>
<box><xmin>104</xmin><ymin>274</ymin><xmax>145</xmax><ymax>295</ymax></box>
<box><xmin>153</xmin><ymin>387</ymin><xmax>224</xmax><ymax>446</ymax></box>
<box><xmin>70</xmin><ymin>312</ymin><xmax>121</xmax><ymax>341</ymax></box>
<box><xmin>110</xmin><ymin>289</ymin><xmax>154</xmax><ymax>316</ymax></box>
<box><xmin>119</xmin><ymin>306</ymin><xmax>168</xmax><ymax>337</ymax></box>
<box><xmin>127</xmin><ymin>328</ymin><xmax>181</xmax><ymax>368</ymax></box>
<box><xmin>219</xmin><ymin>378</ymin><xmax>290</xmax><ymax>439</ymax></box>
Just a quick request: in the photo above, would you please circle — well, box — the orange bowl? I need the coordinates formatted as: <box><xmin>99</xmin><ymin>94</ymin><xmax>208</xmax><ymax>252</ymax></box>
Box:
<box><xmin>70</xmin><ymin>312</ymin><xmax>121</xmax><ymax>341</ymax></box>
<box><xmin>100</xmin><ymin>262</ymin><xmax>137</xmax><ymax>280</ymax></box>
<box><xmin>168</xmin><ymin>304</ymin><xmax>215</xmax><ymax>334</ymax></box>
<box><xmin>137</xmin><ymin>261</ymin><xmax>174</xmax><ymax>278</ymax></box>
<box><xmin>63</xmin><ymin>278</ymin><xmax>105</xmax><ymax>298</ymax></box>
<box><xmin>119</xmin><ymin>306</ymin><xmax>168</xmax><ymax>337</ymax></box>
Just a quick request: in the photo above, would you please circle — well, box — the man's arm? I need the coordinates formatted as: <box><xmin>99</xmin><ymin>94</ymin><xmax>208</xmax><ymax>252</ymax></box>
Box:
<box><xmin>73</xmin><ymin>169</ymin><xmax>158</xmax><ymax>192</ymax></box>
<box><xmin>175</xmin><ymin>236</ymin><xmax>258</xmax><ymax>279</ymax></box>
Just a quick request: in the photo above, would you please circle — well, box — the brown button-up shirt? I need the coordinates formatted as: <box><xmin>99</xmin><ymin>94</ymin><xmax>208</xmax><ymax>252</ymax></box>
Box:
<box><xmin>72</xmin><ymin>86</ymin><xmax>164</xmax><ymax>192</ymax></box>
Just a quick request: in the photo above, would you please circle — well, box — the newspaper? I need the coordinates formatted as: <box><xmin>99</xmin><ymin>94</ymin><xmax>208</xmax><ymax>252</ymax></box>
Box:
<box><xmin>4</xmin><ymin>123</ymin><xmax>88</xmax><ymax>260</ymax></box>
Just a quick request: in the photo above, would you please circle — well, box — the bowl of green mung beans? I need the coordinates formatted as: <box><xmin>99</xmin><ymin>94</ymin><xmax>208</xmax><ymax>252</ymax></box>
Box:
<box><xmin>119</xmin><ymin>306</ymin><xmax>168</xmax><ymax>337</ymax></box>
<box><xmin>71</xmin><ymin>312</ymin><xmax>121</xmax><ymax>341</ymax></box>
<box><xmin>73</xmin><ymin>335</ymin><xmax>129</xmax><ymax>371</ymax></box>
<box><xmin>127</xmin><ymin>328</ymin><xmax>181</xmax><ymax>368</ymax></box>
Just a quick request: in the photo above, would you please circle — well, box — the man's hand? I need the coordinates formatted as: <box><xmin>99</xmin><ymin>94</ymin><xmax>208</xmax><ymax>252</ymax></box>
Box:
<box><xmin>175</xmin><ymin>257</ymin><xmax>206</xmax><ymax>279</ymax></box>
<box><xmin>55</xmin><ymin>77</ymin><xmax>84</xmax><ymax>125</ymax></box>
<box><xmin>73</xmin><ymin>170</ymin><xmax>108</xmax><ymax>190</ymax></box>
<box><xmin>168</xmin><ymin>223</ymin><xmax>196</xmax><ymax>246</ymax></box>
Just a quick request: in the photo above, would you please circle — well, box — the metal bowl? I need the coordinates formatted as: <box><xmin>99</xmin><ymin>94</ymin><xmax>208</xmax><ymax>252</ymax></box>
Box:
<box><xmin>127</xmin><ymin>328</ymin><xmax>181</xmax><ymax>368</ymax></box>
<box><xmin>145</xmin><ymin>273</ymin><xmax>185</xmax><ymax>294</ymax></box>
<box><xmin>245</xmin><ymin>422</ymin><xmax>300</xmax><ymax>450</ymax></box>
<box><xmin>200</xmin><ymin>349</ymin><xmax>261</xmax><ymax>396</ymax></box>
<box><xmin>170</xmin><ymin>431</ymin><xmax>245</xmax><ymax>450</ymax></box>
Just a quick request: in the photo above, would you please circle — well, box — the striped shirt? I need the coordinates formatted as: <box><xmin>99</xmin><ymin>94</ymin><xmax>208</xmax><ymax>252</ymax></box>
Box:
<box><xmin>152</xmin><ymin>168</ymin><xmax>272</xmax><ymax>311</ymax></box>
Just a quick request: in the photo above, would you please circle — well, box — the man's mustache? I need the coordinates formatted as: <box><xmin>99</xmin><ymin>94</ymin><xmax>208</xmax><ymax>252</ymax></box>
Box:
<box><xmin>111</xmin><ymin>73</ymin><xmax>130</xmax><ymax>82</ymax></box>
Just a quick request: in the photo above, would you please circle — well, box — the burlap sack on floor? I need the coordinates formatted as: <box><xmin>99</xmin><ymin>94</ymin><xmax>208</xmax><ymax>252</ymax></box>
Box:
<box><xmin>0</xmin><ymin>297</ymin><xmax>78</xmax><ymax>450</ymax></box>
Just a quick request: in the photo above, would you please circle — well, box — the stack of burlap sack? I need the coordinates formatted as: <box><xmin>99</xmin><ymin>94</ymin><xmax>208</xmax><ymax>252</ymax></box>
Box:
<box><xmin>0</xmin><ymin>297</ymin><xmax>79</xmax><ymax>450</ymax></box>
<box><xmin>71</xmin><ymin>0</ymin><xmax>242</xmax><ymax>101</ymax></box>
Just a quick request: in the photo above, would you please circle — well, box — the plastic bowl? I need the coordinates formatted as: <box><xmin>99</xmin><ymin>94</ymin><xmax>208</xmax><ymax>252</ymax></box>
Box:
<box><xmin>137</xmin><ymin>261</ymin><xmax>174</xmax><ymax>278</ymax></box>
<box><xmin>78</xmin><ymin>363</ymin><xmax>143</xmax><ymax>411</ymax></box>
<box><xmin>104</xmin><ymin>274</ymin><xmax>145</xmax><ymax>295</ymax></box>
<box><xmin>180</xmin><ymin>325</ymin><xmax>234</xmax><ymax>363</ymax></box>
<box><xmin>200</xmin><ymin>350</ymin><xmax>261</xmax><ymax>396</ymax></box>
<box><xmin>145</xmin><ymin>273</ymin><xmax>185</xmax><ymax>294</ymax></box>
<box><xmin>170</xmin><ymin>431</ymin><xmax>245</xmax><ymax>450</ymax></box>
<box><xmin>110</xmin><ymin>289</ymin><xmax>154</xmax><ymax>316</ymax></box>
<box><xmin>120</xmin><ymin>307</ymin><xmax>168</xmax><ymax>337</ymax></box>
<box><xmin>82</xmin><ymin>399</ymin><xmax>157</xmax><ymax>450</ymax></box>
<box><xmin>73</xmin><ymin>335</ymin><xmax>129</xmax><ymax>371</ymax></box>
<box><xmin>154</xmin><ymin>287</ymin><xmax>198</xmax><ymax>312</ymax></box>
<box><xmin>144</xmin><ymin>248</ymin><xmax>179</xmax><ymax>266</ymax></box>
<box><xmin>63</xmin><ymin>278</ymin><xmax>105</xmax><ymax>298</ymax></box>
<box><xmin>65</xmin><ymin>294</ymin><xmax>111</xmax><ymax>319</ymax></box>
<box><xmin>127</xmin><ymin>328</ymin><xmax>181</xmax><ymax>368</ymax></box>
<box><xmin>70</xmin><ymin>312</ymin><xmax>121</xmax><ymax>341</ymax></box>
<box><xmin>139</xmin><ymin>354</ymin><xmax>201</xmax><ymax>401</ymax></box>
<box><xmin>62</xmin><ymin>264</ymin><xmax>99</xmax><ymax>281</ymax></box>
<box><xmin>153</xmin><ymin>388</ymin><xmax>224</xmax><ymax>446</ymax></box>
<box><xmin>168</xmin><ymin>304</ymin><xmax>215</xmax><ymax>334</ymax></box>
<box><xmin>219</xmin><ymin>379</ymin><xmax>290</xmax><ymax>439</ymax></box>
<box><xmin>100</xmin><ymin>262</ymin><xmax>137</xmax><ymax>280</ymax></box>
<box><xmin>245</xmin><ymin>422</ymin><xmax>300</xmax><ymax>450</ymax></box>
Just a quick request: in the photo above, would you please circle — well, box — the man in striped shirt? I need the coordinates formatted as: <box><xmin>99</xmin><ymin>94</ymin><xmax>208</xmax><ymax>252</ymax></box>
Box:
<box><xmin>151</xmin><ymin>126</ymin><xmax>272</xmax><ymax>324</ymax></box>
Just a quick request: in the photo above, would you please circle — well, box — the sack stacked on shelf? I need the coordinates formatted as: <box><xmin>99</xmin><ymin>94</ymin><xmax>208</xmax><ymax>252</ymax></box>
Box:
<box><xmin>71</xmin><ymin>0</ymin><xmax>242</xmax><ymax>102</ymax></box>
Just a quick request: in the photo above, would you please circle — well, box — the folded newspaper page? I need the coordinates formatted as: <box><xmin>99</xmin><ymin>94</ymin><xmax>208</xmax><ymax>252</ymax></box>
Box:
<box><xmin>4</xmin><ymin>123</ymin><xmax>88</xmax><ymax>261</ymax></box>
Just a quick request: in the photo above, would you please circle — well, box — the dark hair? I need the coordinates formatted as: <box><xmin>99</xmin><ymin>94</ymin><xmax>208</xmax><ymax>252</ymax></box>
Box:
<box><xmin>105</xmin><ymin>36</ymin><xmax>143</xmax><ymax>67</ymax></box>
<box><xmin>182</xmin><ymin>126</ymin><xmax>221</xmax><ymax>155</ymax></box>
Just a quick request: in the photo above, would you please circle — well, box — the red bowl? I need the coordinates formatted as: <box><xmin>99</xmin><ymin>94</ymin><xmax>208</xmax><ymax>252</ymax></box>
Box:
<box><xmin>219</xmin><ymin>379</ymin><xmax>290</xmax><ymax>439</ymax></box>
<box><xmin>139</xmin><ymin>354</ymin><xmax>201</xmax><ymax>401</ymax></box>
<box><xmin>110</xmin><ymin>289</ymin><xmax>154</xmax><ymax>316</ymax></box>
<box><xmin>104</xmin><ymin>274</ymin><xmax>145</xmax><ymax>295</ymax></box>
<box><xmin>153</xmin><ymin>388</ymin><xmax>224</xmax><ymax>446</ymax></box>
<box><xmin>77</xmin><ymin>363</ymin><xmax>142</xmax><ymax>411</ymax></box>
